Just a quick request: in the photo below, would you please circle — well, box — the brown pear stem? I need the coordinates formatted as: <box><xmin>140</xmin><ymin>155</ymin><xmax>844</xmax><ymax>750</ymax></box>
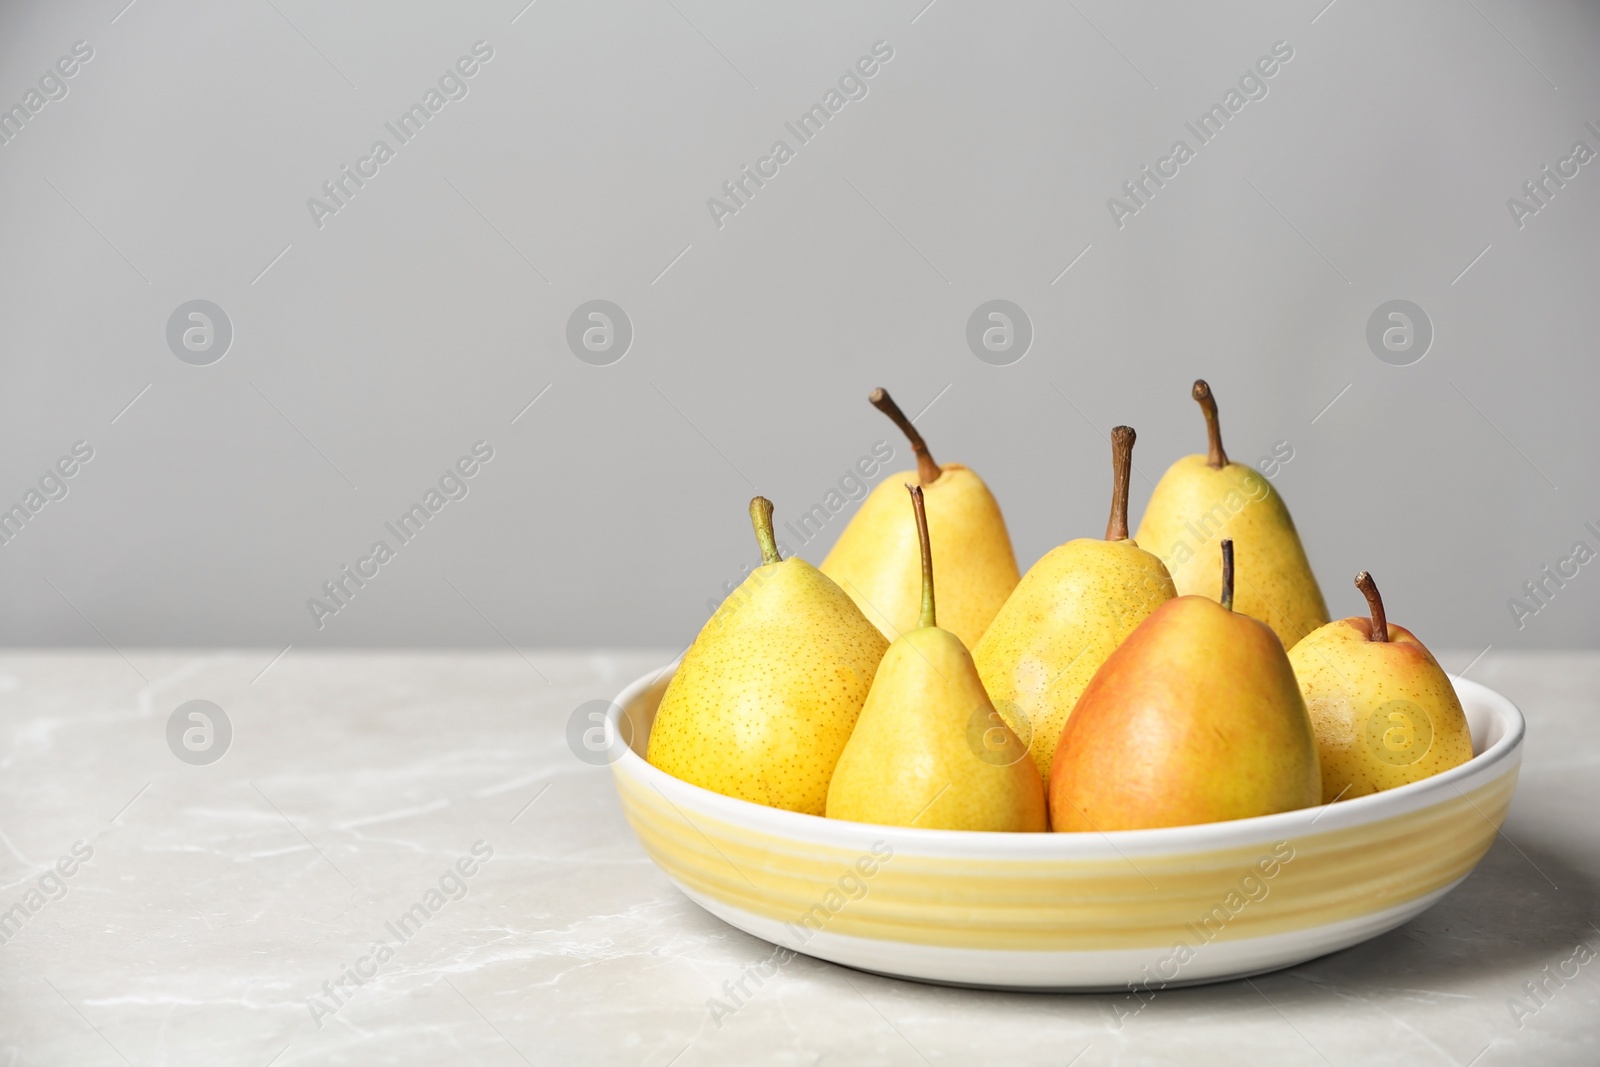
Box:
<box><xmin>907</xmin><ymin>484</ymin><xmax>936</xmax><ymax>629</ymax></box>
<box><xmin>1355</xmin><ymin>571</ymin><xmax>1389</xmax><ymax>642</ymax></box>
<box><xmin>1105</xmin><ymin>425</ymin><xmax>1135</xmax><ymax>541</ymax></box>
<box><xmin>1193</xmin><ymin>379</ymin><xmax>1228</xmax><ymax>469</ymax></box>
<box><xmin>871</xmin><ymin>388</ymin><xmax>941</xmax><ymax>485</ymax></box>
<box><xmin>749</xmin><ymin>497</ymin><xmax>781</xmax><ymax>565</ymax></box>
<box><xmin>1220</xmin><ymin>539</ymin><xmax>1235</xmax><ymax>611</ymax></box>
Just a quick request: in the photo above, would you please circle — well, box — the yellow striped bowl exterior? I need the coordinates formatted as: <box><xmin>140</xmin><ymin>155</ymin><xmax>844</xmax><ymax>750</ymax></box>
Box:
<box><xmin>609</xmin><ymin>667</ymin><xmax>1523</xmax><ymax>989</ymax></box>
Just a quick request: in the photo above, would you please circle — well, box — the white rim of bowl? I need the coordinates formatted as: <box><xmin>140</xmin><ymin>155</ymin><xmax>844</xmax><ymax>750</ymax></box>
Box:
<box><xmin>608</xmin><ymin>663</ymin><xmax>1524</xmax><ymax>858</ymax></box>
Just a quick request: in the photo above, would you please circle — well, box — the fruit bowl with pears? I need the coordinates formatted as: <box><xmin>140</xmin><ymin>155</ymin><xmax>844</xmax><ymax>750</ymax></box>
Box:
<box><xmin>607</xmin><ymin>384</ymin><xmax>1524</xmax><ymax>990</ymax></box>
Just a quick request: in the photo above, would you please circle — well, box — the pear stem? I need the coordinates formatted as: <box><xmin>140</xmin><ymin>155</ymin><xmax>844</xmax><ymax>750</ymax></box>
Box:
<box><xmin>1220</xmin><ymin>539</ymin><xmax>1235</xmax><ymax>611</ymax></box>
<box><xmin>1193</xmin><ymin>379</ymin><xmax>1228</xmax><ymax>469</ymax></box>
<box><xmin>871</xmin><ymin>388</ymin><xmax>942</xmax><ymax>486</ymax></box>
<box><xmin>1355</xmin><ymin>571</ymin><xmax>1389</xmax><ymax>642</ymax></box>
<box><xmin>907</xmin><ymin>483</ymin><xmax>936</xmax><ymax>629</ymax></box>
<box><xmin>1105</xmin><ymin>425</ymin><xmax>1135</xmax><ymax>541</ymax></box>
<box><xmin>749</xmin><ymin>497</ymin><xmax>782</xmax><ymax>565</ymax></box>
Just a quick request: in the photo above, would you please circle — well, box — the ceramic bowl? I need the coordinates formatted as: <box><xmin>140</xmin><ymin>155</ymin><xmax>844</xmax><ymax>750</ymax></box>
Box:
<box><xmin>607</xmin><ymin>664</ymin><xmax>1523</xmax><ymax>990</ymax></box>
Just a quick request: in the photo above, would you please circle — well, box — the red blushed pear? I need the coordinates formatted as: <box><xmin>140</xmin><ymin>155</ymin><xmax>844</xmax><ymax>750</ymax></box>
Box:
<box><xmin>1287</xmin><ymin>572</ymin><xmax>1474</xmax><ymax>804</ymax></box>
<box><xmin>1049</xmin><ymin>540</ymin><xmax>1321</xmax><ymax>832</ymax></box>
<box><xmin>974</xmin><ymin>425</ymin><xmax>1176</xmax><ymax>783</ymax></box>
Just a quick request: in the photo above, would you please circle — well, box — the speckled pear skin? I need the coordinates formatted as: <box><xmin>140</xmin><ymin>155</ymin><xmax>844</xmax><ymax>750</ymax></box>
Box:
<box><xmin>973</xmin><ymin>538</ymin><xmax>1176</xmax><ymax>782</ymax></box>
<box><xmin>826</xmin><ymin>626</ymin><xmax>1047</xmax><ymax>832</ymax></box>
<box><xmin>1135</xmin><ymin>455</ymin><xmax>1328</xmax><ymax>649</ymax></box>
<box><xmin>821</xmin><ymin>465</ymin><xmax>1020</xmax><ymax>651</ymax></box>
<box><xmin>647</xmin><ymin>557</ymin><xmax>889</xmax><ymax>815</ymax></box>
<box><xmin>1049</xmin><ymin>596</ymin><xmax>1321</xmax><ymax>832</ymax></box>
<box><xmin>1288</xmin><ymin>618</ymin><xmax>1473</xmax><ymax>804</ymax></box>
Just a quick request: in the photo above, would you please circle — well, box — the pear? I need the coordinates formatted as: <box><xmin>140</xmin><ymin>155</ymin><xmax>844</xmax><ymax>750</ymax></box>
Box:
<box><xmin>1134</xmin><ymin>380</ymin><xmax>1328</xmax><ymax>648</ymax></box>
<box><xmin>648</xmin><ymin>498</ymin><xmax>889</xmax><ymax>815</ymax></box>
<box><xmin>1050</xmin><ymin>540</ymin><xmax>1321</xmax><ymax>831</ymax></box>
<box><xmin>1287</xmin><ymin>572</ymin><xmax>1474</xmax><ymax>803</ymax></box>
<box><xmin>974</xmin><ymin>426</ymin><xmax>1177</xmax><ymax>782</ymax></box>
<box><xmin>826</xmin><ymin>484</ymin><xmax>1046</xmax><ymax>832</ymax></box>
<box><xmin>821</xmin><ymin>388</ymin><xmax>1020</xmax><ymax>651</ymax></box>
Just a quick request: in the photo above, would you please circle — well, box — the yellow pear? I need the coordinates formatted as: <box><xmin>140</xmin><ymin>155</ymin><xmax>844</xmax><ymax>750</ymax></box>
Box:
<box><xmin>648</xmin><ymin>498</ymin><xmax>889</xmax><ymax>815</ymax></box>
<box><xmin>1050</xmin><ymin>541</ymin><xmax>1321</xmax><ymax>831</ymax></box>
<box><xmin>1135</xmin><ymin>380</ymin><xmax>1328</xmax><ymax>648</ymax></box>
<box><xmin>827</xmin><ymin>485</ymin><xmax>1046</xmax><ymax>832</ymax></box>
<box><xmin>821</xmin><ymin>388</ymin><xmax>1019</xmax><ymax>650</ymax></box>
<box><xmin>1288</xmin><ymin>572</ymin><xmax>1474</xmax><ymax>803</ymax></box>
<box><xmin>974</xmin><ymin>426</ymin><xmax>1177</xmax><ymax>782</ymax></box>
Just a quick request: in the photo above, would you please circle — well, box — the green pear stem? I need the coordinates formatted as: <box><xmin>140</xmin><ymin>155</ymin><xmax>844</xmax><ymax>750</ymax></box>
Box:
<box><xmin>907</xmin><ymin>483</ymin><xmax>936</xmax><ymax>629</ymax></box>
<box><xmin>1193</xmin><ymin>379</ymin><xmax>1228</xmax><ymax>469</ymax></box>
<box><xmin>1220</xmin><ymin>538</ymin><xmax>1235</xmax><ymax>611</ymax></box>
<box><xmin>1105</xmin><ymin>425</ymin><xmax>1135</xmax><ymax>541</ymax></box>
<box><xmin>749</xmin><ymin>497</ymin><xmax>782</xmax><ymax>565</ymax></box>
<box><xmin>871</xmin><ymin>388</ymin><xmax>942</xmax><ymax>486</ymax></box>
<box><xmin>1355</xmin><ymin>571</ymin><xmax>1389</xmax><ymax>642</ymax></box>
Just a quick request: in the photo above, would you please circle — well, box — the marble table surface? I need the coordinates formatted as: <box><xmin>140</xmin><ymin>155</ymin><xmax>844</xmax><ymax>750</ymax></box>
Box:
<box><xmin>0</xmin><ymin>649</ymin><xmax>1596</xmax><ymax>1066</ymax></box>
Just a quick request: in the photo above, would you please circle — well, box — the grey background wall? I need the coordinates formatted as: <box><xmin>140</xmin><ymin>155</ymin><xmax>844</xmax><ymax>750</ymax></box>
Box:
<box><xmin>1</xmin><ymin>0</ymin><xmax>1596</xmax><ymax>652</ymax></box>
